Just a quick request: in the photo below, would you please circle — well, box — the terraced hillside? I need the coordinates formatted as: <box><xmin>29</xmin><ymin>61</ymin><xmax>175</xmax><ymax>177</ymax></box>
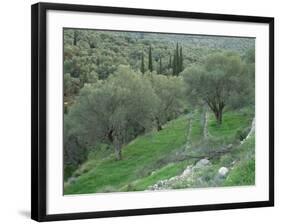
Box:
<box><xmin>64</xmin><ymin>108</ymin><xmax>254</xmax><ymax>195</ymax></box>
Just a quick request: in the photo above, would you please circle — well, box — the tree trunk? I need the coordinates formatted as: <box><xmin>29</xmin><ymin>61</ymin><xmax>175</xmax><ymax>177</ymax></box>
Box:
<box><xmin>114</xmin><ymin>143</ymin><xmax>122</xmax><ymax>160</ymax></box>
<box><xmin>115</xmin><ymin>148</ymin><xmax>122</xmax><ymax>160</ymax></box>
<box><xmin>156</xmin><ymin>117</ymin><xmax>162</xmax><ymax>131</ymax></box>
<box><xmin>206</xmin><ymin>99</ymin><xmax>224</xmax><ymax>125</ymax></box>
<box><xmin>214</xmin><ymin>109</ymin><xmax>223</xmax><ymax>125</ymax></box>
<box><xmin>113</xmin><ymin>137</ymin><xmax>122</xmax><ymax>160</ymax></box>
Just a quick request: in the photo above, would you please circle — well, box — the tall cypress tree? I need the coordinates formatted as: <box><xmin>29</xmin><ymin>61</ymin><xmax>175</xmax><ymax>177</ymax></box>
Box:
<box><xmin>148</xmin><ymin>46</ymin><xmax>153</xmax><ymax>72</ymax></box>
<box><xmin>158</xmin><ymin>56</ymin><xmax>162</xmax><ymax>74</ymax></box>
<box><xmin>172</xmin><ymin>52</ymin><xmax>177</xmax><ymax>76</ymax></box>
<box><xmin>172</xmin><ymin>43</ymin><xmax>179</xmax><ymax>75</ymax></box>
<box><xmin>179</xmin><ymin>46</ymin><xmax>183</xmax><ymax>73</ymax></box>
<box><xmin>73</xmin><ymin>30</ymin><xmax>79</xmax><ymax>46</ymax></box>
<box><xmin>141</xmin><ymin>52</ymin><xmax>145</xmax><ymax>74</ymax></box>
<box><xmin>171</xmin><ymin>43</ymin><xmax>184</xmax><ymax>75</ymax></box>
<box><xmin>176</xmin><ymin>43</ymin><xmax>181</xmax><ymax>74</ymax></box>
<box><xmin>168</xmin><ymin>55</ymin><xmax>172</xmax><ymax>68</ymax></box>
<box><xmin>169</xmin><ymin>43</ymin><xmax>183</xmax><ymax>75</ymax></box>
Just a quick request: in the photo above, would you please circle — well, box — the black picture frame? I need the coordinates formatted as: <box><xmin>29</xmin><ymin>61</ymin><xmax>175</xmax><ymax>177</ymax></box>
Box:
<box><xmin>31</xmin><ymin>2</ymin><xmax>274</xmax><ymax>222</ymax></box>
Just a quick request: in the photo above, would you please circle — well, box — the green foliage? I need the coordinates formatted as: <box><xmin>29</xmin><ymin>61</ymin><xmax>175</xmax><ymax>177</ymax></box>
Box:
<box><xmin>64</xmin><ymin>116</ymin><xmax>188</xmax><ymax>194</ymax></box>
<box><xmin>65</xmin><ymin>108</ymin><xmax>255</xmax><ymax>194</ymax></box>
<box><xmin>63</xmin><ymin>28</ymin><xmax>254</xmax><ymax>105</ymax></box>
<box><xmin>243</xmin><ymin>48</ymin><xmax>255</xmax><ymax>64</ymax></box>
<box><xmin>64</xmin><ymin>73</ymin><xmax>80</xmax><ymax>93</ymax></box>
<box><xmin>63</xmin><ymin>28</ymin><xmax>255</xmax><ymax>193</ymax></box>
<box><xmin>64</xmin><ymin>65</ymin><xmax>158</xmax><ymax>161</ymax></box>
<box><xmin>182</xmin><ymin>51</ymin><xmax>254</xmax><ymax>124</ymax></box>
<box><xmin>172</xmin><ymin>43</ymin><xmax>184</xmax><ymax>75</ymax></box>
<box><xmin>64</xmin><ymin>64</ymin><xmax>187</xmax><ymax>165</ymax></box>
<box><xmin>179</xmin><ymin>46</ymin><xmax>183</xmax><ymax>72</ymax></box>
<box><xmin>148</xmin><ymin>46</ymin><xmax>153</xmax><ymax>72</ymax></box>
<box><xmin>184</xmin><ymin>109</ymin><xmax>253</xmax><ymax>159</ymax></box>
<box><xmin>229</xmin><ymin>136</ymin><xmax>255</xmax><ymax>162</ymax></box>
<box><xmin>189</xmin><ymin>112</ymin><xmax>204</xmax><ymax>143</ymax></box>
<box><xmin>141</xmin><ymin>52</ymin><xmax>145</xmax><ymax>74</ymax></box>
<box><xmin>168</xmin><ymin>55</ymin><xmax>172</xmax><ymax>68</ymax></box>
<box><xmin>158</xmin><ymin>56</ymin><xmax>163</xmax><ymax>74</ymax></box>
<box><xmin>235</xmin><ymin>126</ymin><xmax>251</xmax><ymax>141</ymax></box>
<box><xmin>63</xmin><ymin>73</ymin><xmax>80</xmax><ymax>111</ymax></box>
<box><xmin>147</xmin><ymin>74</ymin><xmax>186</xmax><ymax>130</ymax></box>
<box><xmin>224</xmin><ymin>159</ymin><xmax>255</xmax><ymax>186</ymax></box>
<box><xmin>64</xmin><ymin>164</ymin><xmax>78</xmax><ymax>181</ymax></box>
<box><xmin>208</xmin><ymin>110</ymin><xmax>252</xmax><ymax>140</ymax></box>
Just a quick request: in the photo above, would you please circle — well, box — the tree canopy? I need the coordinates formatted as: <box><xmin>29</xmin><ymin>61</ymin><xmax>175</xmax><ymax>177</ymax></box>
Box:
<box><xmin>182</xmin><ymin>51</ymin><xmax>253</xmax><ymax>124</ymax></box>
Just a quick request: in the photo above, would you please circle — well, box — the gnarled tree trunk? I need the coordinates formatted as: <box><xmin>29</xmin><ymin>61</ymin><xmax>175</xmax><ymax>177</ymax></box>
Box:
<box><xmin>113</xmin><ymin>137</ymin><xmax>122</xmax><ymax>161</ymax></box>
<box><xmin>214</xmin><ymin>109</ymin><xmax>223</xmax><ymax>125</ymax></box>
<box><xmin>155</xmin><ymin>117</ymin><xmax>162</xmax><ymax>131</ymax></box>
<box><xmin>114</xmin><ymin>145</ymin><xmax>122</xmax><ymax>160</ymax></box>
<box><xmin>206</xmin><ymin>99</ymin><xmax>224</xmax><ymax>125</ymax></box>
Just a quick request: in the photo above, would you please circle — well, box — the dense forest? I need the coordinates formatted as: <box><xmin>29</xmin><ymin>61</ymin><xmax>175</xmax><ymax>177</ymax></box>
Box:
<box><xmin>63</xmin><ymin>28</ymin><xmax>255</xmax><ymax>194</ymax></box>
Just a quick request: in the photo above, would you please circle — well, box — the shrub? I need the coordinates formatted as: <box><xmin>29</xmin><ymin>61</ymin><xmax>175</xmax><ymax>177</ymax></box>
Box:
<box><xmin>235</xmin><ymin>126</ymin><xmax>251</xmax><ymax>141</ymax></box>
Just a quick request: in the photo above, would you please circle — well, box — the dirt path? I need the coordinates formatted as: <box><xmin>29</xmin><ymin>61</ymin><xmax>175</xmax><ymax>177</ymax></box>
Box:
<box><xmin>184</xmin><ymin>114</ymin><xmax>193</xmax><ymax>150</ymax></box>
<box><xmin>203</xmin><ymin>109</ymin><xmax>209</xmax><ymax>139</ymax></box>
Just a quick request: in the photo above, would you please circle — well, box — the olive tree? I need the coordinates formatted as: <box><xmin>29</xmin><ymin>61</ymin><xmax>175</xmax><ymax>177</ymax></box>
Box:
<box><xmin>147</xmin><ymin>74</ymin><xmax>185</xmax><ymax>130</ymax></box>
<box><xmin>182</xmin><ymin>51</ymin><xmax>250</xmax><ymax>125</ymax></box>
<box><xmin>65</xmin><ymin>65</ymin><xmax>158</xmax><ymax>160</ymax></box>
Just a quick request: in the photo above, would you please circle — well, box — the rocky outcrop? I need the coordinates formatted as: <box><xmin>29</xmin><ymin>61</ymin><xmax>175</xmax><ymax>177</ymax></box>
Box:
<box><xmin>148</xmin><ymin>159</ymin><xmax>211</xmax><ymax>190</ymax></box>
<box><xmin>147</xmin><ymin>158</ymin><xmax>233</xmax><ymax>191</ymax></box>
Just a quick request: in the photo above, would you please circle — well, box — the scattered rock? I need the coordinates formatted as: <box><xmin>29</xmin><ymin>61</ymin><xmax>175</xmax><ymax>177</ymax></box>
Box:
<box><xmin>195</xmin><ymin>158</ymin><xmax>210</xmax><ymax>168</ymax></box>
<box><xmin>148</xmin><ymin>159</ymin><xmax>225</xmax><ymax>191</ymax></box>
<box><xmin>218</xmin><ymin>167</ymin><xmax>229</xmax><ymax>177</ymax></box>
<box><xmin>169</xmin><ymin>176</ymin><xmax>177</xmax><ymax>182</ymax></box>
<box><xmin>182</xmin><ymin>166</ymin><xmax>192</xmax><ymax>177</ymax></box>
<box><xmin>148</xmin><ymin>160</ymin><xmax>212</xmax><ymax>191</ymax></box>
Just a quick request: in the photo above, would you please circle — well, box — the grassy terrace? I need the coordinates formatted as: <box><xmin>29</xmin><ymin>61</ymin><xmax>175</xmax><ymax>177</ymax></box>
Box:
<box><xmin>208</xmin><ymin>109</ymin><xmax>253</xmax><ymax>139</ymax></box>
<box><xmin>64</xmin><ymin>109</ymin><xmax>254</xmax><ymax>195</ymax></box>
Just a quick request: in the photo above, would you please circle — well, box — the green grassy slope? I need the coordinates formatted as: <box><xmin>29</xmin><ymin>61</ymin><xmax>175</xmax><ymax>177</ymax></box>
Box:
<box><xmin>122</xmin><ymin>160</ymin><xmax>191</xmax><ymax>191</ymax></box>
<box><xmin>64</xmin><ymin>116</ymin><xmax>189</xmax><ymax>194</ymax></box>
<box><xmin>64</xmin><ymin>109</ymin><xmax>254</xmax><ymax>195</ymax></box>
<box><xmin>223</xmin><ymin>135</ymin><xmax>255</xmax><ymax>186</ymax></box>
<box><xmin>208</xmin><ymin>109</ymin><xmax>253</xmax><ymax>139</ymax></box>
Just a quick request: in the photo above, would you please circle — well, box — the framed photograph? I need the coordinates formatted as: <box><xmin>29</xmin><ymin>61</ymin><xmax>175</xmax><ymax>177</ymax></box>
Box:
<box><xmin>31</xmin><ymin>2</ymin><xmax>274</xmax><ymax>222</ymax></box>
